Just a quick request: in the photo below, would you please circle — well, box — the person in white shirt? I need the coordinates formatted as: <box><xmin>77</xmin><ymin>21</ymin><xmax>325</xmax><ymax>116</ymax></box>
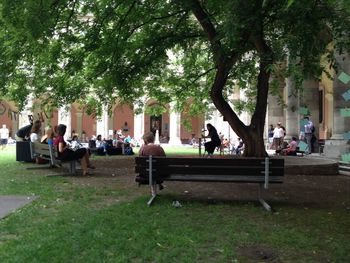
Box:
<box><xmin>0</xmin><ymin>124</ymin><xmax>9</xmax><ymax>150</ymax></box>
<box><xmin>29</xmin><ymin>121</ymin><xmax>42</xmax><ymax>143</ymax></box>
<box><xmin>271</xmin><ymin>122</ymin><xmax>285</xmax><ymax>150</ymax></box>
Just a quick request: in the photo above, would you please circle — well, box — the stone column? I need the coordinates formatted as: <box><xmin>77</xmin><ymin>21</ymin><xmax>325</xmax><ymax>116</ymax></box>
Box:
<box><xmin>76</xmin><ymin>111</ymin><xmax>83</xmax><ymax>137</ymax></box>
<box><xmin>324</xmin><ymin>53</ymin><xmax>350</xmax><ymax>158</ymax></box>
<box><xmin>58</xmin><ymin>106</ymin><xmax>72</xmax><ymax>140</ymax></box>
<box><xmin>11</xmin><ymin>113</ymin><xmax>19</xmax><ymax>138</ymax></box>
<box><xmin>133</xmin><ymin>110</ymin><xmax>144</xmax><ymax>143</ymax></box>
<box><xmin>267</xmin><ymin>94</ymin><xmax>284</xmax><ymax>130</ymax></box>
<box><xmin>284</xmin><ymin>78</ymin><xmax>300</xmax><ymax>139</ymax></box>
<box><xmin>18</xmin><ymin>95</ymin><xmax>34</xmax><ymax>129</ymax></box>
<box><xmin>108</xmin><ymin>114</ymin><xmax>114</xmax><ymax>139</ymax></box>
<box><xmin>168</xmin><ymin>103</ymin><xmax>182</xmax><ymax>145</ymax></box>
<box><xmin>96</xmin><ymin>107</ymin><xmax>109</xmax><ymax>139</ymax></box>
<box><xmin>331</xmin><ymin>54</ymin><xmax>350</xmax><ymax>139</ymax></box>
<box><xmin>301</xmin><ymin>79</ymin><xmax>319</xmax><ymax>128</ymax></box>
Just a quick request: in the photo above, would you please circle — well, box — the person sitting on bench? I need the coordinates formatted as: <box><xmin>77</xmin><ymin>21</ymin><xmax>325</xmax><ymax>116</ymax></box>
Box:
<box><xmin>53</xmin><ymin>124</ymin><xmax>95</xmax><ymax>176</ymax></box>
<box><xmin>96</xmin><ymin>134</ymin><xmax>110</xmax><ymax>155</ymax></box>
<box><xmin>41</xmin><ymin>126</ymin><xmax>55</xmax><ymax>144</ymax></box>
<box><xmin>29</xmin><ymin>120</ymin><xmax>42</xmax><ymax>143</ymax></box>
<box><xmin>139</xmin><ymin>132</ymin><xmax>166</xmax><ymax>191</ymax></box>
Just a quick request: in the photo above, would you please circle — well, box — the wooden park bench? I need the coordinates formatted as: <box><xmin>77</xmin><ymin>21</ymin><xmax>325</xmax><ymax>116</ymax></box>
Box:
<box><xmin>29</xmin><ymin>142</ymin><xmax>77</xmax><ymax>175</ymax></box>
<box><xmin>339</xmin><ymin>161</ymin><xmax>350</xmax><ymax>176</ymax></box>
<box><xmin>135</xmin><ymin>156</ymin><xmax>285</xmax><ymax>211</ymax></box>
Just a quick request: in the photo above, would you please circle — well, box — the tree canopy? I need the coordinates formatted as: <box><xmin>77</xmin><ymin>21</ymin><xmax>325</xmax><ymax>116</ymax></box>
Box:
<box><xmin>0</xmin><ymin>0</ymin><xmax>350</xmax><ymax>156</ymax></box>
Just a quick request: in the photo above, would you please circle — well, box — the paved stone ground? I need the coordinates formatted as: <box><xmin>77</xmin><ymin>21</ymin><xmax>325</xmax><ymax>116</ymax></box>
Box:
<box><xmin>0</xmin><ymin>196</ymin><xmax>38</xmax><ymax>219</ymax></box>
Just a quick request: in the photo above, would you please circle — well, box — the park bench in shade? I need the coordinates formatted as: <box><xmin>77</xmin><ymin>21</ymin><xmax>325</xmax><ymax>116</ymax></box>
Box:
<box><xmin>135</xmin><ymin>156</ymin><xmax>284</xmax><ymax>211</ymax></box>
<box><xmin>29</xmin><ymin>142</ymin><xmax>77</xmax><ymax>175</ymax></box>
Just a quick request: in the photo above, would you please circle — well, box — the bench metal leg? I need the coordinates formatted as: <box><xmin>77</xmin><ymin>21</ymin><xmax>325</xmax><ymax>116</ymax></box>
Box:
<box><xmin>147</xmin><ymin>184</ymin><xmax>157</xmax><ymax>206</ymax></box>
<box><xmin>258</xmin><ymin>184</ymin><xmax>272</xmax><ymax>212</ymax></box>
<box><xmin>68</xmin><ymin>161</ymin><xmax>76</xmax><ymax>175</ymax></box>
<box><xmin>259</xmin><ymin>198</ymin><xmax>272</xmax><ymax>212</ymax></box>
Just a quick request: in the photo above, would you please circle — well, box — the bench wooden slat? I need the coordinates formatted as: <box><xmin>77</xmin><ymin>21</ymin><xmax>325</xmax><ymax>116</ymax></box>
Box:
<box><xmin>135</xmin><ymin>157</ymin><xmax>284</xmax><ymax>167</ymax></box>
<box><xmin>135</xmin><ymin>166</ymin><xmax>284</xmax><ymax>176</ymax></box>
<box><xmin>163</xmin><ymin>174</ymin><xmax>283</xmax><ymax>183</ymax></box>
<box><xmin>135</xmin><ymin>156</ymin><xmax>284</xmax><ymax>182</ymax></box>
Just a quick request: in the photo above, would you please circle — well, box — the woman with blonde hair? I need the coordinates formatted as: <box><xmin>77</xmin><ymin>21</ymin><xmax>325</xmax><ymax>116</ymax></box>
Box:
<box><xmin>41</xmin><ymin>126</ymin><xmax>55</xmax><ymax>144</ymax></box>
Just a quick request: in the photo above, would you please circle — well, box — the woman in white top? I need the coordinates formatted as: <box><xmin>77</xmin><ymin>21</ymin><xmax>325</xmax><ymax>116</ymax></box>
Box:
<box><xmin>271</xmin><ymin>122</ymin><xmax>284</xmax><ymax>150</ymax></box>
<box><xmin>30</xmin><ymin>121</ymin><xmax>42</xmax><ymax>142</ymax></box>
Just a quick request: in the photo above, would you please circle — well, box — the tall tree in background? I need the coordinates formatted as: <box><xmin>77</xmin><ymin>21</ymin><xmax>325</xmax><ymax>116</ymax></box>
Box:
<box><xmin>0</xmin><ymin>0</ymin><xmax>349</xmax><ymax>156</ymax></box>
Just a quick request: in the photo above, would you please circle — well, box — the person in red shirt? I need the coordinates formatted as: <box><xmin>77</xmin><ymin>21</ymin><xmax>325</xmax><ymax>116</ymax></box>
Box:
<box><xmin>138</xmin><ymin>132</ymin><xmax>166</xmax><ymax>191</ymax></box>
<box><xmin>139</xmin><ymin>132</ymin><xmax>166</xmax><ymax>157</ymax></box>
<box><xmin>54</xmin><ymin>124</ymin><xmax>95</xmax><ymax>176</ymax></box>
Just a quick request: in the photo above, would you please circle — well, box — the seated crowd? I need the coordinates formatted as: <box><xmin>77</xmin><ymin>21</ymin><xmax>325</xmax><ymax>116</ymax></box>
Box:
<box><xmin>18</xmin><ymin>119</ymin><xmax>138</xmax><ymax>174</ymax></box>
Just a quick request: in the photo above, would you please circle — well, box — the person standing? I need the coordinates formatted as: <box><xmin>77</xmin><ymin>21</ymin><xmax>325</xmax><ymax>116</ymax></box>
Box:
<box><xmin>304</xmin><ymin>116</ymin><xmax>314</xmax><ymax>154</ymax></box>
<box><xmin>268</xmin><ymin>124</ymin><xmax>274</xmax><ymax>146</ymax></box>
<box><xmin>272</xmin><ymin>122</ymin><xmax>284</xmax><ymax>150</ymax></box>
<box><xmin>0</xmin><ymin>124</ymin><xmax>9</xmax><ymax>150</ymax></box>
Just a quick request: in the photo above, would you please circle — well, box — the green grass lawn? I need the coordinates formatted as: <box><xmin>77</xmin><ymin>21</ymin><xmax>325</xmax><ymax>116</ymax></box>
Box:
<box><xmin>0</xmin><ymin>146</ymin><xmax>349</xmax><ymax>262</ymax></box>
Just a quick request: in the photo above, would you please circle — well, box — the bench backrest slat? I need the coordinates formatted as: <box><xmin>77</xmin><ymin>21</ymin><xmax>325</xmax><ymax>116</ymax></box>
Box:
<box><xmin>135</xmin><ymin>166</ymin><xmax>284</xmax><ymax>176</ymax></box>
<box><xmin>135</xmin><ymin>156</ymin><xmax>284</xmax><ymax>183</ymax></box>
<box><xmin>135</xmin><ymin>157</ymin><xmax>284</xmax><ymax>167</ymax></box>
<box><xmin>165</xmin><ymin>174</ymin><xmax>283</xmax><ymax>183</ymax></box>
<box><xmin>31</xmin><ymin>142</ymin><xmax>60</xmax><ymax>165</ymax></box>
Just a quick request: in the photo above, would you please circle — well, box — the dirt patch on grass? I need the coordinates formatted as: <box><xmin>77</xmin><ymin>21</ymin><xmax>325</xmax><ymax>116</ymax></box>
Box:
<box><xmin>238</xmin><ymin>245</ymin><xmax>278</xmax><ymax>261</ymax></box>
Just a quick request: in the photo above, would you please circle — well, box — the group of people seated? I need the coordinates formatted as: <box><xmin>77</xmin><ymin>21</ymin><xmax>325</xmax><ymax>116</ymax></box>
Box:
<box><xmin>91</xmin><ymin>132</ymin><xmax>135</xmax><ymax>156</ymax></box>
<box><xmin>201</xmin><ymin>123</ymin><xmax>245</xmax><ymax>157</ymax></box>
<box><xmin>275</xmin><ymin>136</ymin><xmax>298</xmax><ymax>156</ymax></box>
<box><xmin>200</xmin><ymin>123</ymin><xmax>302</xmax><ymax>157</ymax></box>
<box><xmin>15</xmin><ymin>120</ymin><xmax>95</xmax><ymax>176</ymax></box>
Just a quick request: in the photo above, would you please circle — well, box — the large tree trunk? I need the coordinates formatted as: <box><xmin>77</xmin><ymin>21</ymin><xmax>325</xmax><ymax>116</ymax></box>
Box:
<box><xmin>189</xmin><ymin>0</ymin><xmax>271</xmax><ymax>157</ymax></box>
<box><xmin>210</xmin><ymin>58</ymin><xmax>270</xmax><ymax>157</ymax></box>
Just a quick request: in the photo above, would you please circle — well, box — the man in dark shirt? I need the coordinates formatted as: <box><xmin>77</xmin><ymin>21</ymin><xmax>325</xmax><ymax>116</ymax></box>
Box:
<box><xmin>16</xmin><ymin>124</ymin><xmax>32</xmax><ymax>141</ymax></box>
<box><xmin>16</xmin><ymin>119</ymin><xmax>39</xmax><ymax>141</ymax></box>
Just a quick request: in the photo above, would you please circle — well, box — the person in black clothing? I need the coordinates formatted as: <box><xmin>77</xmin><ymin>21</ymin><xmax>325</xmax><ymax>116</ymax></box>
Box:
<box><xmin>16</xmin><ymin>120</ymin><xmax>41</xmax><ymax>141</ymax></box>
<box><xmin>203</xmin><ymin>123</ymin><xmax>221</xmax><ymax>157</ymax></box>
<box><xmin>268</xmin><ymin>124</ymin><xmax>274</xmax><ymax>144</ymax></box>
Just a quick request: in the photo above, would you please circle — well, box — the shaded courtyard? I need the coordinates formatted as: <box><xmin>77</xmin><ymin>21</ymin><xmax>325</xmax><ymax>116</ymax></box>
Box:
<box><xmin>66</xmin><ymin>156</ymin><xmax>349</xmax><ymax>211</ymax></box>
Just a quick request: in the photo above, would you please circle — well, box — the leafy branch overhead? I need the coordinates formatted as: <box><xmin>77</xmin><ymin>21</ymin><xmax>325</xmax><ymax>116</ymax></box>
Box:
<box><xmin>0</xmin><ymin>0</ymin><xmax>349</xmax><ymax>156</ymax></box>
